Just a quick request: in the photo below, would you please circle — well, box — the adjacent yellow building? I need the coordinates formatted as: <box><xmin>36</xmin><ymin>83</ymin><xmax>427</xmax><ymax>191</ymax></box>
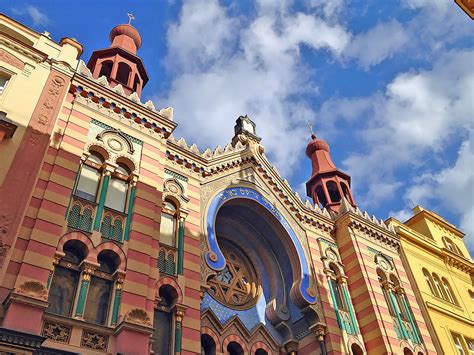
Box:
<box><xmin>388</xmin><ymin>206</ymin><xmax>474</xmax><ymax>354</ymax></box>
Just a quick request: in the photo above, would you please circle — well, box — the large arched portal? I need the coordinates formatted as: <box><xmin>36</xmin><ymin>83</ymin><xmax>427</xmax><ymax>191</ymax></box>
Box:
<box><xmin>201</xmin><ymin>187</ymin><xmax>318</xmax><ymax>349</ymax></box>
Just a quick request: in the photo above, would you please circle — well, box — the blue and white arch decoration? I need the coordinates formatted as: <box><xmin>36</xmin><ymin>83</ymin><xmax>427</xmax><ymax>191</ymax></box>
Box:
<box><xmin>205</xmin><ymin>186</ymin><xmax>316</xmax><ymax>304</ymax></box>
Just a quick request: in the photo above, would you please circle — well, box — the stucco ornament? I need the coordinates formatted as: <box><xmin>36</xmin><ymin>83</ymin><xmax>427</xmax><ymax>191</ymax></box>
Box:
<box><xmin>124</xmin><ymin>308</ymin><xmax>152</xmax><ymax>326</ymax></box>
<box><xmin>16</xmin><ymin>280</ymin><xmax>49</xmax><ymax>301</ymax></box>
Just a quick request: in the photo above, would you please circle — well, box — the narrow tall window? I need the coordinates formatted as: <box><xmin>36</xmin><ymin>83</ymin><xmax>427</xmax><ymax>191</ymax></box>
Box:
<box><xmin>153</xmin><ymin>285</ymin><xmax>177</xmax><ymax>355</ymax></box>
<box><xmin>433</xmin><ymin>274</ymin><xmax>447</xmax><ymax>301</ymax></box>
<box><xmin>75</xmin><ymin>151</ymin><xmax>104</xmax><ymax>202</ymax></box>
<box><xmin>47</xmin><ymin>240</ymin><xmax>86</xmax><ymax>317</ymax></box>
<box><xmin>83</xmin><ymin>250</ymin><xmax>119</xmax><ymax>325</ymax></box>
<box><xmin>201</xmin><ymin>335</ymin><xmax>216</xmax><ymax>355</ymax></box>
<box><xmin>466</xmin><ymin>338</ymin><xmax>474</xmax><ymax>355</ymax></box>
<box><xmin>327</xmin><ymin>181</ymin><xmax>341</xmax><ymax>203</ymax></box>
<box><xmin>330</xmin><ymin>278</ymin><xmax>345</xmax><ymax>310</ymax></box>
<box><xmin>105</xmin><ymin>163</ymin><xmax>130</xmax><ymax>212</ymax></box>
<box><xmin>442</xmin><ymin>277</ymin><xmax>458</xmax><ymax>305</ymax></box>
<box><xmin>160</xmin><ymin>200</ymin><xmax>178</xmax><ymax>246</ymax></box>
<box><xmin>378</xmin><ymin>271</ymin><xmax>395</xmax><ymax>316</ymax></box>
<box><xmin>423</xmin><ymin>268</ymin><xmax>438</xmax><ymax>296</ymax></box>
<box><xmin>453</xmin><ymin>333</ymin><xmax>466</xmax><ymax>355</ymax></box>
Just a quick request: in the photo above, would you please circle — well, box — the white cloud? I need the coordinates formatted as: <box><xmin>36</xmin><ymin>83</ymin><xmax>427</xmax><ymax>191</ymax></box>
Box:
<box><xmin>321</xmin><ymin>50</ymin><xmax>474</xmax><ymax>207</ymax></box>
<box><xmin>345</xmin><ymin>20</ymin><xmax>410</xmax><ymax>68</ymax></box>
<box><xmin>155</xmin><ymin>0</ymin><xmax>351</xmax><ymax>175</ymax></box>
<box><xmin>404</xmin><ymin>133</ymin><xmax>474</xmax><ymax>253</ymax></box>
<box><xmin>11</xmin><ymin>5</ymin><xmax>50</xmax><ymax>27</ymax></box>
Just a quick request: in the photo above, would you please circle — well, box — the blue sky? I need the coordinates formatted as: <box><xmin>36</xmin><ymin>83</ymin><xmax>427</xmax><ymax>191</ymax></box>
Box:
<box><xmin>2</xmin><ymin>1</ymin><xmax>473</xmax><ymax>254</ymax></box>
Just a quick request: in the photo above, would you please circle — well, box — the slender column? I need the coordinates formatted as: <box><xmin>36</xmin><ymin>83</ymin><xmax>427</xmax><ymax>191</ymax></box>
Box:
<box><xmin>400</xmin><ymin>290</ymin><xmax>421</xmax><ymax>344</ymax></box>
<box><xmin>388</xmin><ymin>287</ymin><xmax>408</xmax><ymax>340</ymax></box>
<box><xmin>94</xmin><ymin>170</ymin><xmax>111</xmax><ymax>231</ymax></box>
<box><xmin>177</xmin><ymin>217</ymin><xmax>185</xmax><ymax>275</ymax></box>
<box><xmin>174</xmin><ymin>306</ymin><xmax>186</xmax><ymax>354</ymax></box>
<box><xmin>74</xmin><ymin>264</ymin><xmax>95</xmax><ymax>318</ymax></box>
<box><xmin>313</xmin><ymin>324</ymin><xmax>327</xmax><ymax>355</ymax></box>
<box><xmin>340</xmin><ymin>277</ymin><xmax>358</xmax><ymax>334</ymax></box>
<box><xmin>111</xmin><ymin>273</ymin><xmax>124</xmax><ymax>326</ymax></box>
<box><xmin>124</xmin><ymin>181</ymin><xmax>136</xmax><ymax>241</ymax></box>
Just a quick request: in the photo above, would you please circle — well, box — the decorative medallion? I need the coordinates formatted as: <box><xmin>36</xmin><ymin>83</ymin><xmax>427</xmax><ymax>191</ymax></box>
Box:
<box><xmin>80</xmin><ymin>330</ymin><xmax>108</xmax><ymax>351</ymax></box>
<box><xmin>208</xmin><ymin>242</ymin><xmax>261</xmax><ymax>310</ymax></box>
<box><xmin>41</xmin><ymin>321</ymin><xmax>71</xmax><ymax>343</ymax></box>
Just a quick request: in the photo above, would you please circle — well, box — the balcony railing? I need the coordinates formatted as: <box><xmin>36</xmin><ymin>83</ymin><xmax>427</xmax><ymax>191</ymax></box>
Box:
<box><xmin>67</xmin><ymin>196</ymin><xmax>97</xmax><ymax>233</ymax></box>
<box><xmin>100</xmin><ymin>207</ymin><xmax>126</xmax><ymax>242</ymax></box>
<box><xmin>157</xmin><ymin>245</ymin><xmax>177</xmax><ymax>276</ymax></box>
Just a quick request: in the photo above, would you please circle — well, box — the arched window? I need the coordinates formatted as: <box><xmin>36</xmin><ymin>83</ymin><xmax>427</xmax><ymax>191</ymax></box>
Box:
<box><xmin>327</xmin><ymin>181</ymin><xmax>341</xmax><ymax>203</ymax></box>
<box><xmin>377</xmin><ymin>269</ymin><xmax>395</xmax><ymax>317</ymax></box>
<box><xmin>422</xmin><ymin>268</ymin><xmax>438</xmax><ymax>296</ymax></box>
<box><xmin>227</xmin><ymin>341</ymin><xmax>244</xmax><ymax>355</ymax></box>
<box><xmin>75</xmin><ymin>151</ymin><xmax>105</xmax><ymax>202</ymax></box>
<box><xmin>116</xmin><ymin>62</ymin><xmax>131</xmax><ymax>86</ymax></box>
<box><xmin>432</xmin><ymin>274</ymin><xmax>447</xmax><ymax>301</ymax></box>
<box><xmin>441</xmin><ymin>277</ymin><xmax>458</xmax><ymax>305</ymax></box>
<box><xmin>83</xmin><ymin>250</ymin><xmax>119</xmax><ymax>325</ymax></box>
<box><xmin>105</xmin><ymin>162</ymin><xmax>131</xmax><ymax>212</ymax></box>
<box><xmin>201</xmin><ymin>334</ymin><xmax>216</xmax><ymax>355</ymax></box>
<box><xmin>160</xmin><ymin>199</ymin><xmax>178</xmax><ymax>246</ymax></box>
<box><xmin>351</xmin><ymin>343</ymin><xmax>364</xmax><ymax>355</ymax></box>
<box><xmin>390</xmin><ymin>276</ymin><xmax>408</xmax><ymax>321</ymax></box>
<box><xmin>340</xmin><ymin>182</ymin><xmax>352</xmax><ymax>203</ymax></box>
<box><xmin>255</xmin><ymin>350</ymin><xmax>268</xmax><ymax>355</ymax></box>
<box><xmin>315</xmin><ymin>185</ymin><xmax>327</xmax><ymax>207</ymax></box>
<box><xmin>47</xmin><ymin>240</ymin><xmax>87</xmax><ymax>316</ymax></box>
<box><xmin>153</xmin><ymin>285</ymin><xmax>178</xmax><ymax>355</ymax></box>
<box><xmin>329</xmin><ymin>264</ymin><xmax>346</xmax><ymax>310</ymax></box>
<box><xmin>98</xmin><ymin>60</ymin><xmax>113</xmax><ymax>78</ymax></box>
<box><xmin>132</xmin><ymin>74</ymin><xmax>140</xmax><ymax>92</ymax></box>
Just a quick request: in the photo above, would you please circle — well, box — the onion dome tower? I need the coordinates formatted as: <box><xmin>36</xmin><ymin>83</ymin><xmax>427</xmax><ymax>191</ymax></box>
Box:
<box><xmin>305</xmin><ymin>133</ymin><xmax>356</xmax><ymax>213</ymax></box>
<box><xmin>87</xmin><ymin>18</ymin><xmax>149</xmax><ymax>97</ymax></box>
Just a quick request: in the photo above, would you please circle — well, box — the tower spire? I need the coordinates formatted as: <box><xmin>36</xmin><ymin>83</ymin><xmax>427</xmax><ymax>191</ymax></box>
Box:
<box><xmin>305</xmin><ymin>129</ymin><xmax>356</xmax><ymax>213</ymax></box>
<box><xmin>86</xmin><ymin>17</ymin><xmax>149</xmax><ymax>97</ymax></box>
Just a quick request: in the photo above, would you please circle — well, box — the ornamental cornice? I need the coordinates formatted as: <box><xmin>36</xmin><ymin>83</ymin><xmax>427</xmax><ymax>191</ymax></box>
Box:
<box><xmin>0</xmin><ymin>32</ymin><xmax>47</xmax><ymax>63</ymax></box>
<box><xmin>70</xmin><ymin>77</ymin><xmax>176</xmax><ymax>138</ymax></box>
<box><xmin>338</xmin><ymin>212</ymin><xmax>400</xmax><ymax>252</ymax></box>
<box><xmin>443</xmin><ymin>250</ymin><xmax>474</xmax><ymax>274</ymax></box>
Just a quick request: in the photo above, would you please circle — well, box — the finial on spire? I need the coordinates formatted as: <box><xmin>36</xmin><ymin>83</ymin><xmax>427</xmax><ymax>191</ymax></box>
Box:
<box><xmin>127</xmin><ymin>12</ymin><xmax>136</xmax><ymax>25</ymax></box>
<box><xmin>306</xmin><ymin>120</ymin><xmax>316</xmax><ymax>139</ymax></box>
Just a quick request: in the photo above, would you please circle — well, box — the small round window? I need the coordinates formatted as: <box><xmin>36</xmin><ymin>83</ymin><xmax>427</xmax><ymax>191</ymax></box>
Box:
<box><xmin>208</xmin><ymin>241</ymin><xmax>260</xmax><ymax>310</ymax></box>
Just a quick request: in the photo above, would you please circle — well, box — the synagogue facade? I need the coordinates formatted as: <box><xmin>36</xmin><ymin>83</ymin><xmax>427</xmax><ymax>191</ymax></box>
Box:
<box><xmin>0</xmin><ymin>13</ymin><xmax>471</xmax><ymax>355</ymax></box>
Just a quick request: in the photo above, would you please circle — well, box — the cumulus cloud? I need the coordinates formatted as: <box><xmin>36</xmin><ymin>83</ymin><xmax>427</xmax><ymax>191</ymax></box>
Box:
<box><xmin>12</xmin><ymin>5</ymin><xmax>50</xmax><ymax>27</ymax></box>
<box><xmin>322</xmin><ymin>50</ymin><xmax>474</xmax><ymax>207</ymax></box>
<box><xmin>345</xmin><ymin>20</ymin><xmax>410</xmax><ymax>69</ymax></box>
<box><xmin>404</xmin><ymin>134</ymin><xmax>474</xmax><ymax>253</ymax></box>
<box><xmin>155</xmin><ymin>0</ymin><xmax>350</xmax><ymax>175</ymax></box>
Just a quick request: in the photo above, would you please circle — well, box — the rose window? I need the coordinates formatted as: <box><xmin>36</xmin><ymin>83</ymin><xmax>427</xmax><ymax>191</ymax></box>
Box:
<box><xmin>208</xmin><ymin>242</ymin><xmax>260</xmax><ymax>310</ymax></box>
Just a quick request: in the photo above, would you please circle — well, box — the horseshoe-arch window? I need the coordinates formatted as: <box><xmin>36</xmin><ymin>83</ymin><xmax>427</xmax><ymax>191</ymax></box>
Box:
<box><xmin>47</xmin><ymin>240</ymin><xmax>86</xmax><ymax>317</ymax></box>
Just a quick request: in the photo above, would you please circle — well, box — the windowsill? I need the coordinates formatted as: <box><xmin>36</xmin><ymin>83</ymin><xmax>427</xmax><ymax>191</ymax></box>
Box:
<box><xmin>43</xmin><ymin>312</ymin><xmax>115</xmax><ymax>334</ymax></box>
<box><xmin>426</xmin><ymin>293</ymin><xmax>462</xmax><ymax>309</ymax></box>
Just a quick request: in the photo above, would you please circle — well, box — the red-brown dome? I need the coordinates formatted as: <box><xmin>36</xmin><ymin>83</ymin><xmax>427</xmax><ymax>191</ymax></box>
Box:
<box><xmin>110</xmin><ymin>24</ymin><xmax>142</xmax><ymax>49</ymax></box>
<box><xmin>305</xmin><ymin>134</ymin><xmax>330</xmax><ymax>157</ymax></box>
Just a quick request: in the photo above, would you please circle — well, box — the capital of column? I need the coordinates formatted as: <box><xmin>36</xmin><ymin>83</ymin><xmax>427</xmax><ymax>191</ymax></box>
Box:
<box><xmin>337</xmin><ymin>274</ymin><xmax>348</xmax><ymax>284</ymax></box>
<box><xmin>311</xmin><ymin>322</ymin><xmax>327</xmax><ymax>342</ymax></box>
<box><xmin>175</xmin><ymin>304</ymin><xmax>187</xmax><ymax>322</ymax></box>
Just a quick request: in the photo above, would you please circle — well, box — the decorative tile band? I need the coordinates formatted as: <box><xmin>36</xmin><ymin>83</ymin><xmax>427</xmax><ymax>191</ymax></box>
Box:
<box><xmin>91</xmin><ymin>119</ymin><xmax>143</xmax><ymax>146</ymax></box>
<box><xmin>165</xmin><ymin>168</ymin><xmax>189</xmax><ymax>182</ymax></box>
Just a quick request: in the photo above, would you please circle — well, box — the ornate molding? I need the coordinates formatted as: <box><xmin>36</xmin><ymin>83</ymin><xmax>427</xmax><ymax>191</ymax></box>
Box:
<box><xmin>15</xmin><ymin>280</ymin><xmax>48</xmax><ymax>301</ymax></box>
<box><xmin>41</xmin><ymin>321</ymin><xmax>71</xmax><ymax>343</ymax></box>
<box><xmin>124</xmin><ymin>308</ymin><xmax>152</xmax><ymax>327</ymax></box>
<box><xmin>80</xmin><ymin>329</ymin><xmax>108</xmax><ymax>352</ymax></box>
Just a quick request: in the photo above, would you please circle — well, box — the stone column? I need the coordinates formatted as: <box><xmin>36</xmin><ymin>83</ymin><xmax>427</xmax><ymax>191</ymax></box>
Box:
<box><xmin>174</xmin><ymin>305</ymin><xmax>187</xmax><ymax>354</ymax></box>
<box><xmin>110</xmin><ymin>271</ymin><xmax>125</xmax><ymax>326</ymax></box>
<box><xmin>74</xmin><ymin>263</ymin><xmax>95</xmax><ymax>318</ymax></box>
<box><xmin>93</xmin><ymin>168</ymin><xmax>112</xmax><ymax>231</ymax></box>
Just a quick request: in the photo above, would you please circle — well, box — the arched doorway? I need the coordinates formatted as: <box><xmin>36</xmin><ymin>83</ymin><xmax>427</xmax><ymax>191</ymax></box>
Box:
<box><xmin>227</xmin><ymin>341</ymin><xmax>244</xmax><ymax>355</ymax></box>
<box><xmin>201</xmin><ymin>187</ymin><xmax>318</xmax><ymax>351</ymax></box>
<box><xmin>351</xmin><ymin>343</ymin><xmax>364</xmax><ymax>355</ymax></box>
<box><xmin>201</xmin><ymin>334</ymin><xmax>216</xmax><ymax>355</ymax></box>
